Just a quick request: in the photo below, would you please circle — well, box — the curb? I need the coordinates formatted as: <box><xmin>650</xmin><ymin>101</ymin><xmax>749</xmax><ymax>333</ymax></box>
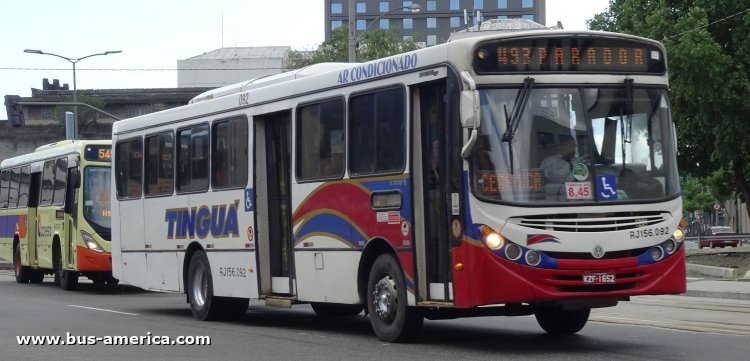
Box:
<box><xmin>685</xmin><ymin>290</ymin><xmax>750</xmax><ymax>301</ymax></box>
<box><xmin>686</xmin><ymin>264</ymin><xmax>739</xmax><ymax>279</ymax></box>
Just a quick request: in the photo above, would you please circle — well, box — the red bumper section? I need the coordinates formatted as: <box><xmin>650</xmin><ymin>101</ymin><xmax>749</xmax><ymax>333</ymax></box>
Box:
<box><xmin>76</xmin><ymin>246</ymin><xmax>112</xmax><ymax>272</ymax></box>
<box><xmin>451</xmin><ymin>243</ymin><xmax>686</xmax><ymax>308</ymax></box>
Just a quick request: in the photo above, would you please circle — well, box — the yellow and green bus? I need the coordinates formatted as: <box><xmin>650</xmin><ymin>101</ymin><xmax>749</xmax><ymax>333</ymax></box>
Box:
<box><xmin>0</xmin><ymin>140</ymin><xmax>113</xmax><ymax>290</ymax></box>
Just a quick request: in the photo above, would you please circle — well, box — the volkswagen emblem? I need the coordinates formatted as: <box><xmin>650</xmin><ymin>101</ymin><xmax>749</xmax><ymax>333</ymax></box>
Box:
<box><xmin>591</xmin><ymin>245</ymin><xmax>605</xmax><ymax>259</ymax></box>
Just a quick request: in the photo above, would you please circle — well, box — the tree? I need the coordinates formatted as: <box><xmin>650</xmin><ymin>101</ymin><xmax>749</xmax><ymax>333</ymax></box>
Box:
<box><xmin>53</xmin><ymin>94</ymin><xmax>107</xmax><ymax>129</ymax></box>
<box><xmin>588</xmin><ymin>0</ymin><xmax>750</xmax><ymax>216</ymax></box>
<box><xmin>285</xmin><ymin>26</ymin><xmax>421</xmax><ymax>70</ymax></box>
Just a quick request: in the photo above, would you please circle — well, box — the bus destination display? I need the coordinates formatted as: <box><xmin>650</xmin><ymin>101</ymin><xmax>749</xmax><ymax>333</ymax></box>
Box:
<box><xmin>473</xmin><ymin>37</ymin><xmax>665</xmax><ymax>74</ymax></box>
<box><xmin>84</xmin><ymin>145</ymin><xmax>112</xmax><ymax>162</ymax></box>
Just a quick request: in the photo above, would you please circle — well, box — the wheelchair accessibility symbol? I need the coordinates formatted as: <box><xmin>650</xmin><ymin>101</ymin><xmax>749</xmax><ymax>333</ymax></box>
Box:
<box><xmin>597</xmin><ymin>176</ymin><xmax>617</xmax><ymax>201</ymax></box>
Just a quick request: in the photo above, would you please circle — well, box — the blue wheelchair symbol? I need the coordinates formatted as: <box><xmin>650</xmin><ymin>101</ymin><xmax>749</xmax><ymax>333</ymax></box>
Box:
<box><xmin>597</xmin><ymin>176</ymin><xmax>617</xmax><ymax>201</ymax></box>
<box><xmin>245</xmin><ymin>188</ymin><xmax>255</xmax><ymax>211</ymax></box>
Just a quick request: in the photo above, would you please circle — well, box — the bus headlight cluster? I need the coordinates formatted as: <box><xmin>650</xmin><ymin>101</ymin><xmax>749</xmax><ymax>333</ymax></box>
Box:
<box><xmin>81</xmin><ymin>231</ymin><xmax>104</xmax><ymax>253</ymax></box>
<box><xmin>663</xmin><ymin>239</ymin><xmax>677</xmax><ymax>254</ymax></box>
<box><xmin>672</xmin><ymin>227</ymin><xmax>685</xmax><ymax>242</ymax></box>
<box><xmin>481</xmin><ymin>225</ymin><xmax>505</xmax><ymax>250</ymax></box>
<box><xmin>504</xmin><ymin>244</ymin><xmax>522</xmax><ymax>261</ymax></box>
<box><xmin>525</xmin><ymin>250</ymin><xmax>542</xmax><ymax>266</ymax></box>
<box><xmin>649</xmin><ymin>246</ymin><xmax>664</xmax><ymax>261</ymax></box>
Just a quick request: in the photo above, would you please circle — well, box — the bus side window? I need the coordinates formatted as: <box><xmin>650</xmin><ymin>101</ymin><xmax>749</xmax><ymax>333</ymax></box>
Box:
<box><xmin>40</xmin><ymin>160</ymin><xmax>55</xmax><ymax>206</ymax></box>
<box><xmin>18</xmin><ymin>166</ymin><xmax>30</xmax><ymax>208</ymax></box>
<box><xmin>0</xmin><ymin>170</ymin><xmax>9</xmax><ymax>209</ymax></box>
<box><xmin>212</xmin><ymin>116</ymin><xmax>248</xmax><ymax>188</ymax></box>
<box><xmin>53</xmin><ymin>158</ymin><xmax>68</xmax><ymax>205</ymax></box>
<box><xmin>177</xmin><ymin>125</ymin><xmax>209</xmax><ymax>193</ymax></box>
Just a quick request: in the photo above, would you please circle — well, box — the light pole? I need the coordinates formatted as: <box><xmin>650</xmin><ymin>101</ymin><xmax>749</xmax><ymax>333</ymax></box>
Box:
<box><xmin>24</xmin><ymin>49</ymin><xmax>122</xmax><ymax>138</ymax></box>
<box><xmin>347</xmin><ymin>3</ymin><xmax>421</xmax><ymax>62</ymax></box>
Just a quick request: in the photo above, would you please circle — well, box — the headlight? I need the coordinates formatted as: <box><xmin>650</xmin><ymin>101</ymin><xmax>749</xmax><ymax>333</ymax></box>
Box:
<box><xmin>650</xmin><ymin>246</ymin><xmax>664</xmax><ymax>261</ymax></box>
<box><xmin>81</xmin><ymin>230</ymin><xmax>104</xmax><ymax>253</ymax></box>
<box><xmin>672</xmin><ymin>227</ymin><xmax>685</xmax><ymax>242</ymax></box>
<box><xmin>485</xmin><ymin>232</ymin><xmax>504</xmax><ymax>250</ymax></box>
<box><xmin>505</xmin><ymin>244</ymin><xmax>522</xmax><ymax>260</ymax></box>
<box><xmin>525</xmin><ymin>250</ymin><xmax>541</xmax><ymax>266</ymax></box>
<box><xmin>664</xmin><ymin>239</ymin><xmax>677</xmax><ymax>254</ymax></box>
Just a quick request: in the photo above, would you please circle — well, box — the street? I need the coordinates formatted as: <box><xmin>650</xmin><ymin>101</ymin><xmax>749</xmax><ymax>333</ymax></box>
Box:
<box><xmin>1</xmin><ymin>270</ymin><xmax>748</xmax><ymax>361</ymax></box>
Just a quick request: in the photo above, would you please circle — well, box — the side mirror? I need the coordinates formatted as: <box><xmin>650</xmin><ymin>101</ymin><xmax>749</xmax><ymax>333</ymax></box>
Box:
<box><xmin>460</xmin><ymin>71</ymin><xmax>480</xmax><ymax>129</ymax></box>
<box><xmin>69</xmin><ymin>168</ymin><xmax>81</xmax><ymax>189</ymax></box>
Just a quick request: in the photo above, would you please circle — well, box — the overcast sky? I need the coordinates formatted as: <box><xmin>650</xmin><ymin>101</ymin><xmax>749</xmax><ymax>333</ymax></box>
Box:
<box><xmin>1</xmin><ymin>0</ymin><xmax>609</xmax><ymax>115</ymax></box>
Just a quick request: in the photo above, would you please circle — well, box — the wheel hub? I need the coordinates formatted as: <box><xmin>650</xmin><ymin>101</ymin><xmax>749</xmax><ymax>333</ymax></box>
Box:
<box><xmin>372</xmin><ymin>276</ymin><xmax>398</xmax><ymax>322</ymax></box>
<box><xmin>192</xmin><ymin>266</ymin><xmax>207</xmax><ymax>307</ymax></box>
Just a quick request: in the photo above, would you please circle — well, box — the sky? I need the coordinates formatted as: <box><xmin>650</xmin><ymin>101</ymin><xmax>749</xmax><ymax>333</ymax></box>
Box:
<box><xmin>1</xmin><ymin>0</ymin><xmax>609</xmax><ymax>116</ymax></box>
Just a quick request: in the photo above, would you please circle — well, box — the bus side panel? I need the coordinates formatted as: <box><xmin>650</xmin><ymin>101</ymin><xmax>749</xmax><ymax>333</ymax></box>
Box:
<box><xmin>0</xmin><ymin>213</ymin><xmax>14</xmax><ymax>262</ymax></box>
<box><xmin>188</xmin><ymin>191</ymin><xmax>258</xmax><ymax>299</ymax></box>
<box><xmin>295</xmin><ymin>251</ymin><xmax>361</xmax><ymax>303</ymax></box>
<box><xmin>207</xmin><ymin>251</ymin><xmax>259</xmax><ymax>299</ymax></box>
<box><xmin>114</xmin><ymin>198</ymin><xmax>146</xmax><ymax>286</ymax></box>
<box><xmin>35</xmin><ymin>205</ymin><xmax>58</xmax><ymax>269</ymax></box>
<box><xmin>143</xmin><ymin>195</ymin><xmax>185</xmax><ymax>292</ymax></box>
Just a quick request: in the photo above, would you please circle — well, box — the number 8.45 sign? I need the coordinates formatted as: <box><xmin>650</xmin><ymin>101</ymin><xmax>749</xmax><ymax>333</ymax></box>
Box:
<box><xmin>565</xmin><ymin>181</ymin><xmax>592</xmax><ymax>200</ymax></box>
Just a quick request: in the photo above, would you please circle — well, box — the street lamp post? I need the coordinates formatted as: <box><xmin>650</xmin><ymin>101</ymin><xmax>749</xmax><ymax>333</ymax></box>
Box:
<box><xmin>347</xmin><ymin>3</ymin><xmax>421</xmax><ymax>62</ymax></box>
<box><xmin>24</xmin><ymin>49</ymin><xmax>122</xmax><ymax>139</ymax></box>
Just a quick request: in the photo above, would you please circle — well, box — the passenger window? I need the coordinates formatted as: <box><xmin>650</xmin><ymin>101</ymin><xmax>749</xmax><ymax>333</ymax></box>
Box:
<box><xmin>212</xmin><ymin>117</ymin><xmax>248</xmax><ymax>189</ymax></box>
<box><xmin>115</xmin><ymin>138</ymin><xmax>144</xmax><ymax>199</ymax></box>
<box><xmin>177</xmin><ymin>125</ymin><xmax>209</xmax><ymax>193</ymax></box>
<box><xmin>296</xmin><ymin>99</ymin><xmax>345</xmax><ymax>181</ymax></box>
<box><xmin>0</xmin><ymin>170</ymin><xmax>9</xmax><ymax>209</ymax></box>
<box><xmin>145</xmin><ymin>132</ymin><xmax>174</xmax><ymax>196</ymax></box>
<box><xmin>40</xmin><ymin>160</ymin><xmax>55</xmax><ymax>206</ymax></box>
<box><xmin>8</xmin><ymin>168</ymin><xmax>20</xmax><ymax>208</ymax></box>
<box><xmin>18</xmin><ymin>166</ymin><xmax>30</xmax><ymax>208</ymax></box>
<box><xmin>349</xmin><ymin>87</ymin><xmax>405</xmax><ymax>176</ymax></box>
<box><xmin>52</xmin><ymin>158</ymin><xmax>67</xmax><ymax>205</ymax></box>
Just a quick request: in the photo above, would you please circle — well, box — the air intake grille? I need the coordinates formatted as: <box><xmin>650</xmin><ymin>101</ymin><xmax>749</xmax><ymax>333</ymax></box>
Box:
<box><xmin>516</xmin><ymin>212</ymin><xmax>667</xmax><ymax>232</ymax></box>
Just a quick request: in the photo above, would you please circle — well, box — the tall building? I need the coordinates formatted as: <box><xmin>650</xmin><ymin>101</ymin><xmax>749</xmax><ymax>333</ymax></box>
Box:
<box><xmin>325</xmin><ymin>0</ymin><xmax>547</xmax><ymax>46</ymax></box>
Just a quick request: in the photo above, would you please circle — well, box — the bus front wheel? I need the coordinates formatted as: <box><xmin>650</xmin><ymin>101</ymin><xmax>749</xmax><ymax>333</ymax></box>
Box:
<box><xmin>54</xmin><ymin>245</ymin><xmax>79</xmax><ymax>291</ymax></box>
<box><xmin>13</xmin><ymin>244</ymin><xmax>31</xmax><ymax>284</ymax></box>
<box><xmin>366</xmin><ymin>254</ymin><xmax>423</xmax><ymax>342</ymax></box>
<box><xmin>534</xmin><ymin>306</ymin><xmax>590</xmax><ymax>335</ymax></box>
<box><xmin>187</xmin><ymin>251</ymin><xmax>248</xmax><ymax>321</ymax></box>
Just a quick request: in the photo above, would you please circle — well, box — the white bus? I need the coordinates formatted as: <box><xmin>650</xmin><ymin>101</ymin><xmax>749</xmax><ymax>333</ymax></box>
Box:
<box><xmin>112</xmin><ymin>30</ymin><xmax>686</xmax><ymax>342</ymax></box>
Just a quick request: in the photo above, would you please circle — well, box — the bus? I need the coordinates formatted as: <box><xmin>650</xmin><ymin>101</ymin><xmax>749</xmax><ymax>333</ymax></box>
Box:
<box><xmin>111</xmin><ymin>30</ymin><xmax>685</xmax><ymax>342</ymax></box>
<box><xmin>0</xmin><ymin>140</ymin><xmax>114</xmax><ymax>290</ymax></box>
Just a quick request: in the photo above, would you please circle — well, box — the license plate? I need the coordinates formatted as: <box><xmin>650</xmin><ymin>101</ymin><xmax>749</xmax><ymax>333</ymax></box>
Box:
<box><xmin>565</xmin><ymin>182</ymin><xmax>592</xmax><ymax>200</ymax></box>
<box><xmin>582</xmin><ymin>272</ymin><xmax>616</xmax><ymax>284</ymax></box>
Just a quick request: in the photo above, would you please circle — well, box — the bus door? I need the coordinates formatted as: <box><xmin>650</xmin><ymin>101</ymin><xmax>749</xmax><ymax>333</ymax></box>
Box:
<box><xmin>25</xmin><ymin>169</ymin><xmax>39</xmax><ymax>268</ymax></box>
<box><xmin>412</xmin><ymin>81</ymin><xmax>455</xmax><ymax>303</ymax></box>
<box><xmin>253</xmin><ymin>111</ymin><xmax>295</xmax><ymax>297</ymax></box>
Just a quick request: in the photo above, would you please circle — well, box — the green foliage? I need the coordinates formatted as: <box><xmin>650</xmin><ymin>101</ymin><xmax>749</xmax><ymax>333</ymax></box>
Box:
<box><xmin>588</xmin><ymin>0</ymin><xmax>750</xmax><ymax>213</ymax></box>
<box><xmin>53</xmin><ymin>95</ymin><xmax>107</xmax><ymax>128</ymax></box>
<box><xmin>284</xmin><ymin>26</ymin><xmax>421</xmax><ymax>70</ymax></box>
<box><xmin>681</xmin><ymin>175</ymin><xmax>718</xmax><ymax>214</ymax></box>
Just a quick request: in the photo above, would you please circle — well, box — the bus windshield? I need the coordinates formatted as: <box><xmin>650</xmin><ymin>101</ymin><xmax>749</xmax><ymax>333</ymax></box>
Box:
<box><xmin>83</xmin><ymin>166</ymin><xmax>112</xmax><ymax>230</ymax></box>
<box><xmin>471</xmin><ymin>86</ymin><xmax>680</xmax><ymax>204</ymax></box>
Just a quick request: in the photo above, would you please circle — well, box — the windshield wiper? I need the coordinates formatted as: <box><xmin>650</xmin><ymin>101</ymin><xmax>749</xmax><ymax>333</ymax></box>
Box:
<box><xmin>619</xmin><ymin>78</ymin><xmax>634</xmax><ymax>174</ymax></box>
<box><xmin>501</xmin><ymin>77</ymin><xmax>534</xmax><ymax>173</ymax></box>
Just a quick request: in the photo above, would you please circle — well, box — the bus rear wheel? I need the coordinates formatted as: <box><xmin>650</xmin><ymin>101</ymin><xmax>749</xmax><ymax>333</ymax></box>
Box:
<box><xmin>366</xmin><ymin>254</ymin><xmax>423</xmax><ymax>342</ymax></box>
<box><xmin>13</xmin><ymin>244</ymin><xmax>31</xmax><ymax>284</ymax></box>
<box><xmin>187</xmin><ymin>251</ymin><xmax>248</xmax><ymax>321</ymax></box>
<box><xmin>534</xmin><ymin>306</ymin><xmax>590</xmax><ymax>335</ymax></box>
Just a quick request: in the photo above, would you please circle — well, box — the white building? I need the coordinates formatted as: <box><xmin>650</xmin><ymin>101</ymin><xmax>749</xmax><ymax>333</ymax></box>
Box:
<box><xmin>177</xmin><ymin>46</ymin><xmax>291</xmax><ymax>88</ymax></box>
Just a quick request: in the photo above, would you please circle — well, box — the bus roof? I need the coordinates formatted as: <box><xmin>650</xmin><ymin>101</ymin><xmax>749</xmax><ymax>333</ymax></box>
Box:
<box><xmin>0</xmin><ymin>139</ymin><xmax>111</xmax><ymax>169</ymax></box>
<box><xmin>112</xmin><ymin>29</ymin><xmax>665</xmax><ymax>136</ymax></box>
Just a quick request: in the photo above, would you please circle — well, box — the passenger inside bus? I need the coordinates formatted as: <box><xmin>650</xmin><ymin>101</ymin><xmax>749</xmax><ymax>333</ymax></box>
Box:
<box><xmin>540</xmin><ymin>135</ymin><xmax>579</xmax><ymax>185</ymax></box>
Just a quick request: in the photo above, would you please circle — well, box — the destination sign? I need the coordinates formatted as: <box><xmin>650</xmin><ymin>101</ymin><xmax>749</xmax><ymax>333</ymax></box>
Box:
<box><xmin>473</xmin><ymin>37</ymin><xmax>665</xmax><ymax>74</ymax></box>
<box><xmin>84</xmin><ymin>145</ymin><xmax>112</xmax><ymax>162</ymax></box>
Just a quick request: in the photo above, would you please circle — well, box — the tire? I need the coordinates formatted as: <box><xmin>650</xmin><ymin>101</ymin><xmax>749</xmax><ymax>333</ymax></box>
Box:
<box><xmin>535</xmin><ymin>306</ymin><xmax>590</xmax><ymax>335</ymax></box>
<box><xmin>13</xmin><ymin>245</ymin><xmax>31</xmax><ymax>284</ymax></box>
<box><xmin>366</xmin><ymin>254</ymin><xmax>423</xmax><ymax>342</ymax></box>
<box><xmin>55</xmin><ymin>244</ymin><xmax>78</xmax><ymax>291</ymax></box>
<box><xmin>187</xmin><ymin>251</ymin><xmax>248</xmax><ymax>321</ymax></box>
<box><xmin>311</xmin><ymin>302</ymin><xmax>363</xmax><ymax>317</ymax></box>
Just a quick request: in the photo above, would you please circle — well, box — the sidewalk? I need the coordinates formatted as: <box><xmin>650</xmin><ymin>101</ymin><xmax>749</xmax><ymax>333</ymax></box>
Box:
<box><xmin>2</xmin><ymin>260</ymin><xmax>749</xmax><ymax>301</ymax></box>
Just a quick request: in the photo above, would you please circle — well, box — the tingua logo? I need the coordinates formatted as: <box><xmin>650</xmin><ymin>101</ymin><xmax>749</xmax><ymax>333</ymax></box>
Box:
<box><xmin>337</xmin><ymin>54</ymin><xmax>418</xmax><ymax>84</ymax></box>
<box><xmin>164</xmin><ymin>201</ymin><xmax>240</xmax><ymax>239</ymax></box>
